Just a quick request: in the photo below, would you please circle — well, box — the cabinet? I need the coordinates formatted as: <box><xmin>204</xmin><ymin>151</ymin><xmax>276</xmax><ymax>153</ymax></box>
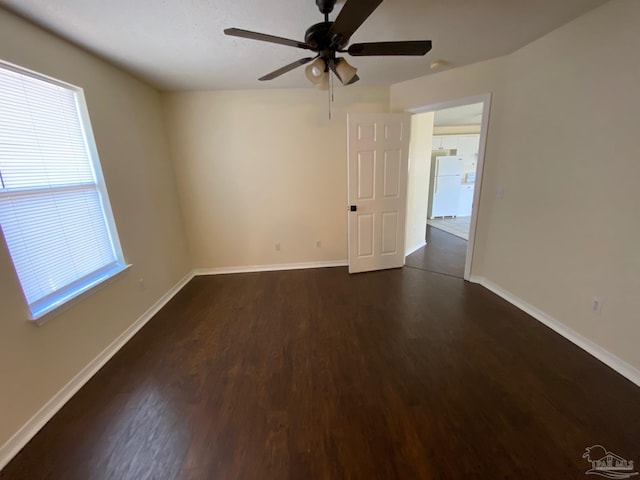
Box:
<box><xmin>456</xmin><ymin>135</ymin><xmax>479</xmax><ymax>174</ymax></box>
<box><xmin>432</xmin><ymin>134</ymin><xmax>480</xmax><ymax>153</ymax></box>
<box><xmin>432</xmin><ymin>135</ymin><xmax>459</xmax><ymax>151</ymax></box>
<box><xmin>458</xmin><ymin>184</ymin><xmax>474</xmax><ymax>216</ymax></box>
<box><xmin>456</xmin><ymin>135</ymin><xmax>480</xmax><ymax>157</ymax></box>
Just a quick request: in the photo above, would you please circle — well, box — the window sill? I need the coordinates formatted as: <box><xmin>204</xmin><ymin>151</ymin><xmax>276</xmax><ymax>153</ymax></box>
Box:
<box><xmin>31</xmin><ymin>263</ymin><xmax>132</xmax><ymax>326</ymax></box>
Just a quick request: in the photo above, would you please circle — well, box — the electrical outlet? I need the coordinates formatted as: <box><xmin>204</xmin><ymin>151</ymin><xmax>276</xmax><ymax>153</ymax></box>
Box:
<box><xmin>138</xmin><ymin>278</ymin><xmax>145</xmax><ymax>291</ymax></box>
<box><xmin>592</xmin><ymin>297</ymin><xmax>604</xmax><ymax>314</ymax></box>
<box><xmin>275</xmin><ymin>242</ymin><xmax>281</xmax><ymax>251</ymax></box>
<box><xmin>496</xmin><ymin>186</ymin><xmax>505</xmax><ymax>199</ymax></box>
<box><xmin>315</xmin><ymin>240</ymin><xmax>321</xmax><ymax>248</ymax></box>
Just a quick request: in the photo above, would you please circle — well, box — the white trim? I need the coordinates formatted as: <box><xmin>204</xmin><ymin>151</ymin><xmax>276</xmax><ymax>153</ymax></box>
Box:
<box><xmin>407</xmin><ymin>94</ymin><xmax>491</xmax><ymax>116</ymax></box>
<box><xmin>405</xmin><ymin>241</ymin><xmax>426</xmax><ymax>257</ymax></box>
<box><xmin>474</xmin><ymin>276</ymin><xmax>640</xmax><ymax>388</ymax></box>
<box><xmin>34</xmin><ymin>263</ymin><xmax>132</xmax><ymax>325</ymax></box>
<box><xmin>0</xmin><ymin>58</ymin><xmax>84</xmax><ymax>91</ymax></box>
<box><xmin>404</xmin><ymin>93</ymin><xmax>492</xmax><ymax>283</ymax></box>
<box><xmin>465</xmin><ymin>96</ymin><xmax>491</xmax><ymax>281</ymax></box>
<box><xmin>0</xmin><ymin>270</ymin><xmax>195</xmax><ymax>471</ymax></box>
<box><xmin>194</xmin><ymin>260</ymin><xmax>348</xmax><ymax>276</ymax></box>
<box><xmin>467</xmin><ymin>274</ymin><xmax>483</xmax><ymax>284</ymax></box>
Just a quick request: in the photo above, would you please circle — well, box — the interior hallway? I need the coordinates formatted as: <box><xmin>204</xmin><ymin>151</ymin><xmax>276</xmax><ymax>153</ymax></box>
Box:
<box><xmin>427</xmin><ymin>216</ymin><xmax>471</xmax><ymax>240</ymax></box>
<box><xmin>405</xmin><ymin>225</ymin><xmax>467</xmax><ymax>278</ymax></box>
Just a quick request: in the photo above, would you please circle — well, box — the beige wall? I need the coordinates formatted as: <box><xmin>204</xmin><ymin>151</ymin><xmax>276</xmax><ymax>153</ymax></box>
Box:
<box><xmin>482</xmin><ymin>0</ymin><xmax>640</xmax><ymax>369</ymax></box>
<box><xmin>0</xmin><ymin>8</ymin><xmax>191</xmax><ymax>448</ymax></box>
<box><xmin>163</xmin><ymin>87</ymin><xmax>389</xmax><ymax>268</ymax></box>
<box><xmin>405</xmin><ymin>112</ymin><xmax>434</xmax><ymax>253</ymax></box>
<box><xmin>393</xmin><ymin>0</ymin><xmax>640</xmax><ymax>371</ymax></box>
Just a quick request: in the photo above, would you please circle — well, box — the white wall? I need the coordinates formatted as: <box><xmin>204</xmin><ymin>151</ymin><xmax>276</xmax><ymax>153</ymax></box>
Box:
<box><xmin>392</xmin><ymin>0</ymin><xmax>640</xmax><ymax>372</ymax></box>
<box><xmin>0</xmin><ymin>8</ymin><xmax>191</xmax><ymax>449</ymax></box>
<box><xmin>405</xmin><ymin>112</ymin><xmax>434</xmax><ymax>254</ymax></box>
<box><xmin>163</xmin><ymin>87</ymin><xmax>389</xmax><ymax>269</ymax></box>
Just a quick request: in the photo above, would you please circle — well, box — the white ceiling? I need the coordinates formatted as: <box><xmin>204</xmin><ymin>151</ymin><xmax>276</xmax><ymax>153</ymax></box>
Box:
<box><xmin>434</xmin><ymin>103</ymin><xmax>483</xmax><ymax>126</ymax></box>
<box><xmin>0</xmin><ymin>0</ymin><xmax>607</xmax><ymax>91</ymax></box>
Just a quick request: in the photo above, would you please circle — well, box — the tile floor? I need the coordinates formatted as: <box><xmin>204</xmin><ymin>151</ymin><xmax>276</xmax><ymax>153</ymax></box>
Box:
<box><xmin>427</xmin><ymin>216</ymin><xmax>471</xmax><ymax>240</ymax></box>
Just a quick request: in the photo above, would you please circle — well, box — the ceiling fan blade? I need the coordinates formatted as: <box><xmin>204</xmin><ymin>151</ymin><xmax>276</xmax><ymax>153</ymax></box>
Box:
<box><xmin>348</xmin><ymin>40</ymin><xmax>433</xmax><ymax>56</ymax></box>
<box><xmin>259</xmin><ymin>57</ymin><xmax>315</xmax><ymax>81</ymax></box>
<box><xmin>224</xmin><ymin>28</ymin><xmax>312</xmax><ymax>50</ymax></box>
<box><xmin>329</xmin><ymin>0</ymin><xmax>384</xmax><ymax>45</ymax></box>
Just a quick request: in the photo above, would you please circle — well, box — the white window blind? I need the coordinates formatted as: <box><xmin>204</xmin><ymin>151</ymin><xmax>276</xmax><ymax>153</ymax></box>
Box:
<box><xmin>0</xmin><ymin>62</ymin><xmax>126</xmax><ymax>320</ymax></box>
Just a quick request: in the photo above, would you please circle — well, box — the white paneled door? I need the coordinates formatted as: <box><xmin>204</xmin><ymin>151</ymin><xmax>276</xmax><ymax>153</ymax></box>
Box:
<box><xmin>347</xmin><ymin>113</ymin><xmax>411</xmax><ymax>274</ymax></box>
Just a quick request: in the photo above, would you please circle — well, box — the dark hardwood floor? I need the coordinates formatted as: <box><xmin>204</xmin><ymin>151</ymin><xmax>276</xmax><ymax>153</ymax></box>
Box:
<box><xmin>405</xmin><ymin>225</ymin><xmax>467</xmax><ymax>278</ymax></box>
<box><xmin>2</xmin><ymin>267</ymin><xmax>639</xmax><ymax>479</ymax></box>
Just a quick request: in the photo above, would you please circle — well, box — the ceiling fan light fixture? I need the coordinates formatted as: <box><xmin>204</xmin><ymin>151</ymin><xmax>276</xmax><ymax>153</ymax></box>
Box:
<box><xmin>315</xmin><ymin>71</ymin><xmax>330</xmax><ymax>90</ymax></box>
<box><xmin>430</xmin><ymin>59</ymin><xmax>448</xmax><ymax>70</ymax></box>
<box><xmin>305</xmin><ymin>57</ymin><xmax>326</xmax><ymax>84</ymax></box>
<box><xmin>334</xmin><ymin>58</ymin><xmax>358</xmax><ymax>85</ymax></box>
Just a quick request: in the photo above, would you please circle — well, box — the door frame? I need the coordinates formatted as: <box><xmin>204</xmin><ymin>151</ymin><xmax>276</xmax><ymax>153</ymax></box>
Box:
<box><xmin>406</xmin><ymin>93</ymin><xmax>492</xmax><ymax>281</ymax></box>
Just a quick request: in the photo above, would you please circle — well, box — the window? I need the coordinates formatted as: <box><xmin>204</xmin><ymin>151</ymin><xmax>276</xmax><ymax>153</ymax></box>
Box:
<box><xmin>0</xmin><ymin>61</ymin><xmax>127</xmax><ymax>321</ymax></box>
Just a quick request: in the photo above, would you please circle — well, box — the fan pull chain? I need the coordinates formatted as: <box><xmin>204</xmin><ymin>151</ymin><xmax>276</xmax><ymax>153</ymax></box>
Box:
<box><xmin>328</xmin><ymin>73</ymin><xmax>332</xmax><ymax>120</ymax></box>
<box><xmin>327</xmin><ymin>69</ymin><xmax>336</xmax><ymax>119</ymax></box>
<box><xmin>331</xmin><ymin>71</ymin><xmax>335</xmax><ymax>103</ymax></box>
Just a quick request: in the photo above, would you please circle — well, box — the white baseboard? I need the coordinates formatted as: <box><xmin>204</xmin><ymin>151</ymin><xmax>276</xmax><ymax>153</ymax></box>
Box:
<box><xmin>405</xmin><ymin>241</ymin><xmax>426</xmax><ymax>257</ymax></box>
<box><xmin>0</xmin><ymin>270</ymin><xmax>195</xmax><ymax>472</ymax></box>
<box><xmin>194</xmin><ymin>259</ymin><xmax>348</xmax><ymax>276</ymax></box>
<box><xmin>475</xmin><ymin>276</ymin><xmax>640</xmax><ymax>388</ymax></box>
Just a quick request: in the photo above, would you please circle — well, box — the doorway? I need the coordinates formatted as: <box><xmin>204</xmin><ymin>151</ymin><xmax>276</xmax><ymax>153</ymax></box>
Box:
<box><xmin>403</xmin><ymin>94</ymin><xmax>491</xmax><ymax>280</ymax></box>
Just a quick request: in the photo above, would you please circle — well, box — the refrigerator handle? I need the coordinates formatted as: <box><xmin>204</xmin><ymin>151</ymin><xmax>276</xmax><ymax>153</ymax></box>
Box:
<box><xmin>435</xmin><ymin>174</ymin><xmax>438</xmax><ymax>193</ymax></box>
<box><xmin>434</xmin><ymin>159</ymin><xmax>440</xmax><ymax>193</ymax></box>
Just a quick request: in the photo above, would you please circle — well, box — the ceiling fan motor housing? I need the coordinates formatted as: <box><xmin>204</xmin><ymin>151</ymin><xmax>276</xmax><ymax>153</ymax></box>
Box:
<box><xmin>305</xmin><ymin>22</ymin><xmax>333</xmax><ymax>51</ymax></box>
<box><xmin>315</xmin><ymin>0</ymin><xmax>336</xmax><ymax>14</ymax></box>
<box><xmin>305</xmin><ymin>22</ymin><xmax>348</xmax><ymax>53</ymax></box>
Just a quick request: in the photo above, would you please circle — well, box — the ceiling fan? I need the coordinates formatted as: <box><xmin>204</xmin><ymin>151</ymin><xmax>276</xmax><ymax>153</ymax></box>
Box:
<box><xmin>224</xmin><ymin>0</ymin><xmax>432</xmax><ymax>89</ymax></box>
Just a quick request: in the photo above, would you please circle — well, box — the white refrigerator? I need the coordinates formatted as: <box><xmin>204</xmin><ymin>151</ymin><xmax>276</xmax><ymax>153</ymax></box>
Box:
<box><xmin>428</xmin><ymin>155</ymin><xmax>463</xmax><ymax>218</ymax></box>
